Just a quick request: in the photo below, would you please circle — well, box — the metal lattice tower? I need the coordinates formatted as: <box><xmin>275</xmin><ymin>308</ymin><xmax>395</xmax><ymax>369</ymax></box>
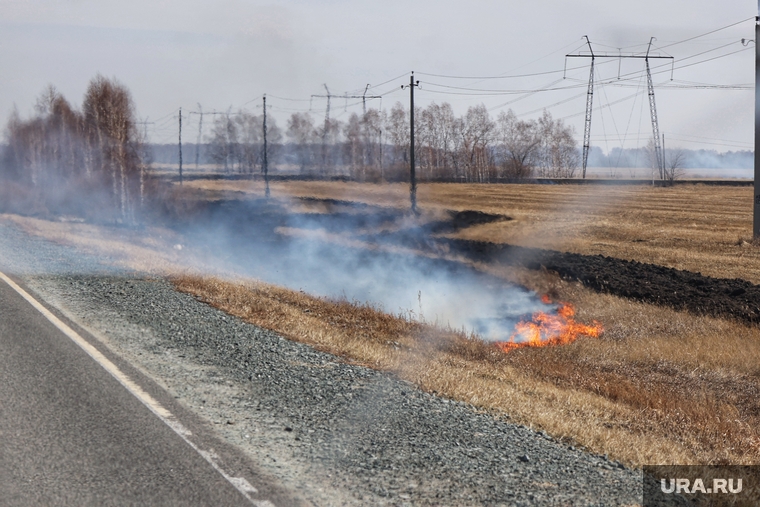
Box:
<box><xmin>646</xmin><ymin>38</ymin><xmax>664</xmax><ymax>179</ymax></box>
<box><xmin>566</xmin><ymin>38</ymin><xmax>673</xmax><ymax>179</ymax></box>
<box><xmin>581</xmin><ymin>36</ymin><xmax>594</xmax><ymax>179</ymax></box>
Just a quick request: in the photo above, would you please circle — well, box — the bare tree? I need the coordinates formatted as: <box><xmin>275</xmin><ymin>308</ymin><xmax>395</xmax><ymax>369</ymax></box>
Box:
<box><xmin>386</xmin><ymin>102</ymin><xmax>409</xmax><ymax>180</ymax></box>
<box><xmin>536</xmin><ymin>110</ymin><xmax>579</xmax><ymax>178</ymax></box>
<box><xmin>497</xmin><ymin>110</ymin><xmax>540</xmax><ymax>179</ymax></box>
<box><xmin>458</xmin><ymin>104</ymin><xmax>495</xmax><ymax>182</ymax></box>
<box><xmin>664</xmin><ymin>148</ymin><xmax>686</xmax><ymax>185</ymax></box>
<box><xmin>361</xmin><ymin>108</ymin><xmax>385</xmax><ymax>180</ymax></box>
<box><xmin>207</xmin><ymin>111</ymin><xmax>238</xmax><ymax>173</ymax></box>
<box><xmin>235</xmin><ymin>111</ymin><xmax>262</xmax><ymax>174</ymax></box>
<box><xmin>343</xmin><ymin>113</ymin><xmax>362</xmax><ymax>179</ymax></box>
<box><xmin>286</xmin><ymin>112</ymin><xmax>317</xmax><ymax>173</ymax></box>
<box><xmin>3</xmin><ymin>77</ymin><xmax>144</xmax><ymax>222</ymax></box>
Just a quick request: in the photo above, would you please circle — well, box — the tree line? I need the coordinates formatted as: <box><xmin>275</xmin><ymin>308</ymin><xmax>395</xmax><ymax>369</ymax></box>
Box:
<box><xmin>1</xmin><ymin>76</ymin><xmax>147</xmax><ymax>222</ymax></box>
<box><xmin>202</xmin><ymin>102</ymin><xmax>579</xmax><ymax>182</ymax></box>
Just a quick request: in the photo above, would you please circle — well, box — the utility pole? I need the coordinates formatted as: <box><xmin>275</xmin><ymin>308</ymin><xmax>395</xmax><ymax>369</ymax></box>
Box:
<box><xmin>754</xmin><ymin>0</ymin><xmax>760</xmax><ymax>238</ymax></box>
<box><xmin>263</xmin><ymin>95</ymin><xmax>270</xmax><ymax>199</ymax></box>
<box><xmin>322</xmin><ymin>84</ymin><xmax>331</xmax><ymax>174</ymax></box>
<box><xmin>566</xmin><ymin>38</ymin><xmax>673</xmax><ymax>179</ymax></box>
<box><xmin>363</xmin><ymin>84</ymin><xmax>371</xmax><ymax>115</ymax></box>
<box><xmin>195</xmin><ymin>103</ymin><xmax>203</xmax><ymax>171</ymax></box>
<box><xmin>178</xmin><ymin>107</ymin><xmax>183</xmax><ymax>185</ymax></box>
<box><xmin>402</xmin><ymin>73</ymin><xmax>420</xmax><ymax>213</ymax></box>
<box><xmin>662</xmin><ymin>132</ymin><xmax>666</xmax><ymax>180</ymax></box>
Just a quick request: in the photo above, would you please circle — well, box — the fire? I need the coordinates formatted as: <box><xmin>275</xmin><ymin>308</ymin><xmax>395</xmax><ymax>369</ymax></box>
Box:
<box><xmin>496</xmin><ymin>297</ymin><xmax>603</xmax><ymax>352</ymax></box>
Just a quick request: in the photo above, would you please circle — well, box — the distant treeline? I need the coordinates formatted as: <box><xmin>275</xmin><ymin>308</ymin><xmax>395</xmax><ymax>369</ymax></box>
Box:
<box><xmin>159</xmin><ymin>104</ymin><xmax>581</xmax><ymax>182</ymax></box>
<box><xmin>586</xmin><ymin>146</ymin><xmax>752</xmax><ymax>170</ymax></box>
<box><xmin>152</xmin><ymin>108</ymin><xmax>752</xmax><ymax>182</ymax></box>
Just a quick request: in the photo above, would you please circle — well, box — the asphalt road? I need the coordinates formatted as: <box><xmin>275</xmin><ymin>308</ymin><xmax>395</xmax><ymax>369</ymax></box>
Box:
<box><xmin>0</xmin><ymin>275</ymin><xmax>284</xmax><ymax>507</ymax></box>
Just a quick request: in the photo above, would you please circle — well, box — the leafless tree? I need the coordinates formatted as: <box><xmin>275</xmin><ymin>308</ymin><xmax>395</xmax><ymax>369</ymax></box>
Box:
<box><xmin>235</xmin><ymin>111</ymin><xmax>261</xmax><ymax>174</ymax></box>
<box><xmin>386</xmin><ymin>102</ymin><xmax>409</xmax><ymax>180</ymax></box>
<box><xmin>207</xmin><ymin>110</ymin><xmax>238</xmax><ymax>173</ymax></box>
<box><xmin>664</xmin><ymin>148</ymin><xmax>686</xmax><ymax>185</ymax></box>
<box><xmin>361</xmin><ymin>108</ymin><xmax>385</xmax><ymax>180</ymax></box>
<box><xmin>497</xmin><ymin>110</ymin><xmax>540</xmax><ymax>179</ymax></box>
<box><xmin>343</xmin><ymin>113</ymin><xmax>362</xmax><ymax>179</ymax></box>
<box><xmin>2</xmin><ymin>77</ymin><xmax>144</xmax><ymax>222</ymax></box>
<box><xmin>286</xmin><ymin>112</ymin><xmax>317</xmax><ymax>172</ymax></box>
<box><xmin>83</xmin><ymin>75</ymin><xmax>143</xmax><ymax>222</ymax></box>
<box><xmin>536</xmin><ymin>110</ymin><xmax>579</xmax><ymax>178</ymax></box>
<box><xmin>458</xmin><ymin>104</ymin><xmax>495</xmax><ymax>182</ymax></box>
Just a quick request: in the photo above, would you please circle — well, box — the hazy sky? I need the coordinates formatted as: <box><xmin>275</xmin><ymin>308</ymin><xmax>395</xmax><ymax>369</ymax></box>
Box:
<box><xmin>0</xmin><ymin>0</ymin><xmax>756</xmax><ymax>153</ymax></box>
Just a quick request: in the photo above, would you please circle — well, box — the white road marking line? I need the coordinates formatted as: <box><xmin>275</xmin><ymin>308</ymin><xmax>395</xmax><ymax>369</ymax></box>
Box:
<box><xmin>0</xmin><ymin>271</ymin><xmax>267</xmax><ymax>505</ymax></box>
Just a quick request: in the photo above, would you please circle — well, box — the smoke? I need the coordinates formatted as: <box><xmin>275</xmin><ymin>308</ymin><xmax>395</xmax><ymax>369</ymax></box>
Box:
<box><xmin>178</xmin><ymin>196</ymin><xmax>554</xmax><ymax>342</ymax></box>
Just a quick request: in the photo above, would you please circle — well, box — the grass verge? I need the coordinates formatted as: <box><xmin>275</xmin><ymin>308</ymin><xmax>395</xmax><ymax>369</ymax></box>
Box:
<box><xmin>172</xmin><ymin>271</ymin><xmax>760</xmax><ymax>467</ymax></box>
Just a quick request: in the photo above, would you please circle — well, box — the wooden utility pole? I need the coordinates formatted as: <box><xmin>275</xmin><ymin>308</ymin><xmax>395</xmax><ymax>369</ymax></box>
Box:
<box><xmin>754</xmin><ymin>1</ymin><xmax>760</xmax><ymax>237</ymax></box>
<box><xmin>402</xmin><ymin>73</ymin><xmax>420</xmax><ymax>213</ymax></box>
<box><xmin>263</xmin><ymin>95</ymin><xmax>270</xmax><ymax>199</ymax></box>
<box><xmin>195</xmin><ymin>103</ymin><xmax>203</xmax><ymax>171</ymax></box>
<box><xmin>178</xmin><ymin>107</ymin><xmax>183</xmax><ymax>185</ymax></box>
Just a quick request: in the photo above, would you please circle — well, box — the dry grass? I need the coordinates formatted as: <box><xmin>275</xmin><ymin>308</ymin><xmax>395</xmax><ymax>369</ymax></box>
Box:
<box><xmin>171</xmin><ymin>270</ymin><xmax>760</xmax><ymax>467</ymax></box>
<box><xmin>8</xmin><ymin>180</ymin><xmax>760</xmax><ymax>467</ymax></box>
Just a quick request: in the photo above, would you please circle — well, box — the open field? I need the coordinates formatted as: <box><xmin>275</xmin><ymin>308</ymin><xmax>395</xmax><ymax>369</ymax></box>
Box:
<box><xmin>6</xmin><ymin>179</ymin><xmax>760</xmax><ymax>468</ymax></box>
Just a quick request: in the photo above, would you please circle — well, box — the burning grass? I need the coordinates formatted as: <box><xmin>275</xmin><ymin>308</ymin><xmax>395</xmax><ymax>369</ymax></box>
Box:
<box><xmin>7</xmin><ymin>180</ymin><xmax>760</xmax><ymax>467</ymax></box>
<box><xmin>496</xmin><ymin>296</ymin><xmax>603</xmax><ymax>352</ymax></box>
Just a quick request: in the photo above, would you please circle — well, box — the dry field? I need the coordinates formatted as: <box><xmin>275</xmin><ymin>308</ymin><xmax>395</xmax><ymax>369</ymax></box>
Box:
<box><xmin>7</xmin><ymin>179</ymin><xmax>760</xmax><ymax>467</ymax></box>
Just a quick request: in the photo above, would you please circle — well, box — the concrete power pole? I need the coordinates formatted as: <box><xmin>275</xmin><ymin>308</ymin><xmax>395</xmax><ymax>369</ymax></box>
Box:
<box><xmin>754</xmin><ymin>1</ymin><xmax>760</xmax><ymax>237</ymax></box>
<box><xmin>195</xmin><ymin>103</ymin><xmax>203</xmax><ymax>171</ymax></box>
<box><xmin>178</xmin><ymin>107</ymin><xmax>183</xmax><ymax>185</ymax></box>
<box><xmin>402</xmin><ymin>73</ymin><xmax>421</xmax><ymax>213</ymax></box>
<box><xmin>263</xmin><ymin>95</ymin><xmax>270</xmax><ymax>199</ymax></box>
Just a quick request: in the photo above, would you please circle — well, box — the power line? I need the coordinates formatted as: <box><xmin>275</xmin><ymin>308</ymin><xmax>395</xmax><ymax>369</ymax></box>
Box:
<box><xmin>657</xmin><ymin>16</ymin><xmax>755</xmax><ymax>50</ymax></box>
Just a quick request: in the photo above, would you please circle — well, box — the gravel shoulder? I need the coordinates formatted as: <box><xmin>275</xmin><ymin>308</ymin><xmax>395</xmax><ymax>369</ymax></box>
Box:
<box><xmin>0</xmin><ymin>222</ymin><xmax>643</xmax><ymax>506</ymax></box>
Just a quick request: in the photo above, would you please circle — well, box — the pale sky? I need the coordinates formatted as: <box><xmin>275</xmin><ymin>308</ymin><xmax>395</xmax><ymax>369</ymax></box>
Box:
<box><xmin>0</xmin><ymin>0</ymin><xmax>756</xmax><ymax>153</ymax></box>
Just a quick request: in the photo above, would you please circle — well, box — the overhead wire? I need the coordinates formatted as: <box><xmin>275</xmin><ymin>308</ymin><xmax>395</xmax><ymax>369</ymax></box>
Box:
<box><xmin>656</xmin><ymin>17</ymin><xmax>755</xmax><ymax>50</ymax></box>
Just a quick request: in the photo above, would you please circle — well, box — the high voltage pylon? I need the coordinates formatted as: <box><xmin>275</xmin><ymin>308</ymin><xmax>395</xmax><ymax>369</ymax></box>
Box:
<box><xmin>566</xmin><ymin>37</ymin><xmax>673</xmax><ymax>179</ymax></box>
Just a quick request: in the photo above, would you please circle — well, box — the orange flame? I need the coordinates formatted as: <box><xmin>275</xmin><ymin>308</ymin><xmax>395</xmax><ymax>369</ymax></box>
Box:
<box><xmin>496</xmin><ymin>298</ymin><xmax>603</xmax><ymax>353</ymax></box>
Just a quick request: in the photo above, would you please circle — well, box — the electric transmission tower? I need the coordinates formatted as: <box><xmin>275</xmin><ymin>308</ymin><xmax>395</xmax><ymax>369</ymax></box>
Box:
<box><xmin>566</xmin><ymin>37</ymin><xmax>673</xmax><ymax>179</ymax></box>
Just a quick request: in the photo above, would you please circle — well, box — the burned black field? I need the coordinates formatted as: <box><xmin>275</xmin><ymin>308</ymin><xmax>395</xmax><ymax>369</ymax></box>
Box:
<box><xmin>185</xmin><ymin>194</ymin><xmax>760</xmax><ymax>330</ymax></box>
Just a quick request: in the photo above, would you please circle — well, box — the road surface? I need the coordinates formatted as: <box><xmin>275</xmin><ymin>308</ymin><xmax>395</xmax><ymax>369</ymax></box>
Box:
<box><xmin>0</xmin><ymin>272</ymin><xmax>292</xmax><ymax>506</ymax></box>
